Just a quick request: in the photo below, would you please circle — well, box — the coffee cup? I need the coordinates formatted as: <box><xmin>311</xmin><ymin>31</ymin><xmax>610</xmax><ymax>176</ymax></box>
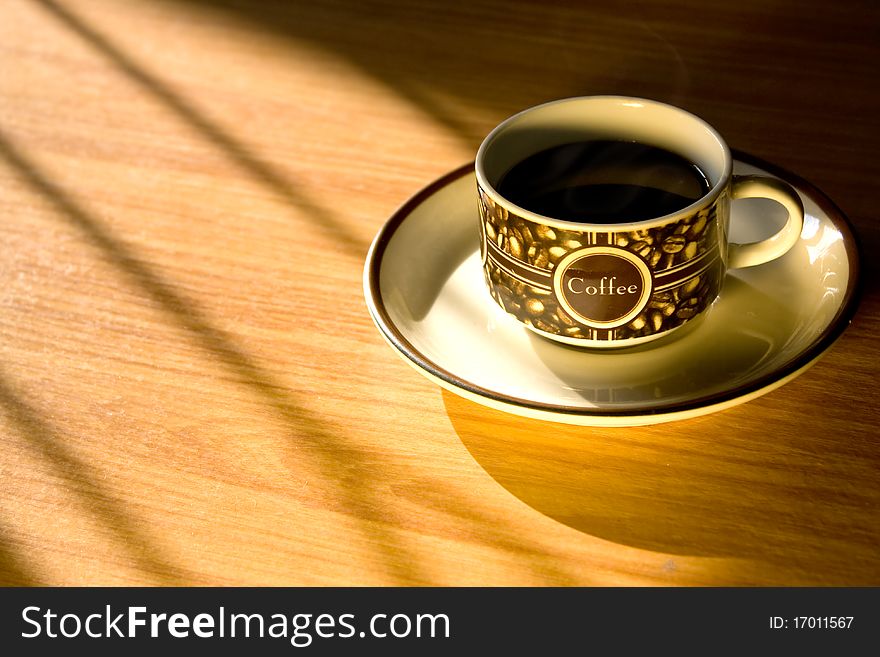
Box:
<box><xmin>476</xmin><ymin>96</ymin><xmax>804</xmax><ymax>348</ymax></box>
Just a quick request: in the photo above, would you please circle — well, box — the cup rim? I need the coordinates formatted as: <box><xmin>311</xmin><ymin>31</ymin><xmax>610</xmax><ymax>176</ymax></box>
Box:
<box><xmin>475</xmin><ymin>96</ymin><xmax>733</xmax><ymax>231</ymax></box>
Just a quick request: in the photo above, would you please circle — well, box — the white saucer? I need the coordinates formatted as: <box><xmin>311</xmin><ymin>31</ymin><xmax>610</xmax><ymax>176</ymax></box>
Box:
<box><xmin>364</xmin><ymin>155</ymin><xmax>860</xmax><ymax>426</ymax></box>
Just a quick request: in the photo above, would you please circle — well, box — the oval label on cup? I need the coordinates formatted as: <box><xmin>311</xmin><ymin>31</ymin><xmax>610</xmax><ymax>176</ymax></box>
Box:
<box><xmin>553</xmin><ymin>246</ymin><xmax>653</xmax><ymax>329</ymax></box>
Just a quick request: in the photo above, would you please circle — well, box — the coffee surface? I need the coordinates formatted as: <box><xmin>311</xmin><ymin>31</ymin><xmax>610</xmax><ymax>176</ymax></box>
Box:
<box><xmin>496</xmin><ymin>140</ymin><xmax>710</xmax><ymax>223</ymax></box>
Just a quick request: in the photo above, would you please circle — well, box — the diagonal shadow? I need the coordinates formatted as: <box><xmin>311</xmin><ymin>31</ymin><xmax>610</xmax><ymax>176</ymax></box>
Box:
<box><xmin>0</xmin><ymin>369</ymin><xmax>185</xmax><ymax>585</ymax></box>
<box><xmin>0</xmin><ymin>131</ymin><xmax>587</xmax><ymax>586</ymax></box>
<box><xmin>0</xmin><ymin>129</ymin><xmax>426</xmax><ymax>585</ymax></box>
<box><xmin>33</xmin><ymin>0</ymin><xmax>367</xmax><ymax>258</ymax></box>
<box><xmin>20</xmin><ymin>0</ymin><xmax>588</xmax><ymax>585</ymax></box>
<box><xmin>0</xmin><ymin>518</ymin><xmax>41</xmax><ymax>586</ymax></box>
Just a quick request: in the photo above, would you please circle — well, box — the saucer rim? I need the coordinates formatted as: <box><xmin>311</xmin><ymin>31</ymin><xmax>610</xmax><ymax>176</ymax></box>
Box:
<box><xmin>364</xmin><ymin>152</ymin><xmax>862</xmax><ymax>422</ymax></box>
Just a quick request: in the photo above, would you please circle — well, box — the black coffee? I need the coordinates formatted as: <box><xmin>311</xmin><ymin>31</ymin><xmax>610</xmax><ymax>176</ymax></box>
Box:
<box><xmin>496</xmin><ymin>140</ymin><xmax>710</xmax><ymax>222</ymax></box>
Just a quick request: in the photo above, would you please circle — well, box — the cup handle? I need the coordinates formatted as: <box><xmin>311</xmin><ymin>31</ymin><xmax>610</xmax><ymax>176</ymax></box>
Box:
<box><xmin>727</xmin><ymin>174</ymin><xmax>805</xmax><ymax>269</ymax></box>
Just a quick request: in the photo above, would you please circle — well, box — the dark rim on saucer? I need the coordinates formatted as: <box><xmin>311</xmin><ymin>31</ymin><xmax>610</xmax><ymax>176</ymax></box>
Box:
<box><xmin>364</xmin><ymin>152</ymin><xmax>862</xmax><ymax>419</ymax></box>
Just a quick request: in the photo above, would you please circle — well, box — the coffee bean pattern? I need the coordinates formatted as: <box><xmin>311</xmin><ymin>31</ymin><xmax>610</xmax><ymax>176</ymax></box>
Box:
<box><xmin>478</xmin><ymin>185</ymin><xmax>727</xmax><ymax>342</ymax></box>
<box><xmin>485</xmin><ymin>260</ymin><xmax>591</xmax><ymax>339</ymax></box>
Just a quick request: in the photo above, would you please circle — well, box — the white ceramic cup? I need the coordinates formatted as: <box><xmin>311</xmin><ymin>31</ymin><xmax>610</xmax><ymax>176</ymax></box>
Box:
<box><xmin>476</xmin><ymin>96</ymin><xmax>804</xmax><ymax>348</ymax></box>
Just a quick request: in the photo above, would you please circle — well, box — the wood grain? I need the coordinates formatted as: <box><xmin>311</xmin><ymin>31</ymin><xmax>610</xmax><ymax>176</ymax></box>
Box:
<box><xmin>0</xmin><ymin>0</ymin><xmax>878</xmax><ymax>586</ymax></box>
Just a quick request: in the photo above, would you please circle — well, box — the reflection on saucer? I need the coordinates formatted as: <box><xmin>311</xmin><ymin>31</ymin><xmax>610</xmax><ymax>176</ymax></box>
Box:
<box><xmin>526</xmin><ymin>276</ymin><xmax>792</xmax><ymax>406</ymax></box>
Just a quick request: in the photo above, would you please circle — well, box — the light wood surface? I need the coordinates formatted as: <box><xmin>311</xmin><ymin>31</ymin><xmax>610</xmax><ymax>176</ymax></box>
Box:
<box><xmin>1</xmin><ymin>0</ymin><xmax>878</xmax><ymax>586</ymax></box>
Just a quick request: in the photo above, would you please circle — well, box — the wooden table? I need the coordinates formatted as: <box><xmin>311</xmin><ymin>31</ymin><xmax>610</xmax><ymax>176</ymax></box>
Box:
<box><xmin>1</xmin><ymin>0</ymin><xmax>878</xmax><ymax>586</ymax></box>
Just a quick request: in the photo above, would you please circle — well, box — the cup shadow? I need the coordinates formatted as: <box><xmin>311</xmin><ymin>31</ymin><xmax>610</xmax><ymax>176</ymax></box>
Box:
<box><xmin>442</xmin><ymin>389</ymin><xmax>880</xmax><ymax>582</ymax></box>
